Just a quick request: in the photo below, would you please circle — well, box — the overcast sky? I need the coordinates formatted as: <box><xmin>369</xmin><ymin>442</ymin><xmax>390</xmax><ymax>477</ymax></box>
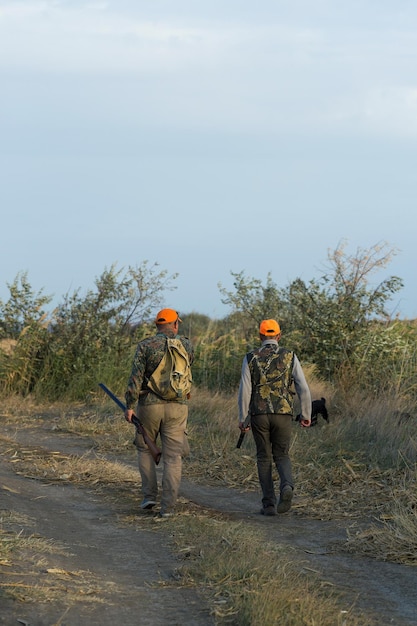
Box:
<box><xmin>1</xmin><ymin>1</ymin><xmax>416</xmax><ymax>320</ymax></box>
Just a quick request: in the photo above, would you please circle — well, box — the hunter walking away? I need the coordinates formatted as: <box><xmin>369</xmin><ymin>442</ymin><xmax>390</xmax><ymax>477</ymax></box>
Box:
<box><xmin>238</xmin><ymin>319</ymin><xmax>311</xmax><ymax>516</ymax></box>
<box><xmin>124</xmin><ymin>308</ymin><xmax>194</xmax><ymax>519</ymax></box>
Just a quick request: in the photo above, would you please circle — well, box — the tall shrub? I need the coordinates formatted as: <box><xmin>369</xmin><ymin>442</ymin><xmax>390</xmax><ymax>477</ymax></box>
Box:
<box><xmin>0</xmin><ymin>272</ymin><xmax>53</xmax><ymax>395</ymax></box>
<box><xmin>0</xmin><ymin>263</ymin><xmax>178</xmax><ymax>400</ymax></box>
<box><xmin>217</xmin><ymin>242</ymin><xmax>406</xmax><ymax>389</ymax></box>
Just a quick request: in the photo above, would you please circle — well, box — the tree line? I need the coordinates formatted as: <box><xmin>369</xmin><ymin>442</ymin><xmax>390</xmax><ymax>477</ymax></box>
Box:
<box><xmin>1</xmin><ymin>242</ymin><xmax>416</xmax><ymax>405</ymax></box>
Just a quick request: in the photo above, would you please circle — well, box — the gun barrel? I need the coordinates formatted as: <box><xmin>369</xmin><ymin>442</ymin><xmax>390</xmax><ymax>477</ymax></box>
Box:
<box><xmin>99</xmin><ymin>383</ymin><xmax>126</xmax><ymax>411</ymax></box>
<box><xmin>99</xmin><ymin>383</ymin><xmax>161</xmax><ymax>465</ymax></box>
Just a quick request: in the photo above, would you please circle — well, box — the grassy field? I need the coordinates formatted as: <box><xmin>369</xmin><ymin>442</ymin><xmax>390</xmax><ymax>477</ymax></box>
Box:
<box><xmin>1</xmin><ymin>383</ymin><xmax>416</xmax><ymax>624</ymax></box>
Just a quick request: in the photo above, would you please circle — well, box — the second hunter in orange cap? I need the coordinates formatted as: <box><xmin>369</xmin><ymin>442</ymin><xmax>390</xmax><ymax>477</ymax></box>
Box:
<box><xmin>259</xmin><ymin>319</ymin><xmax>281</xmax><ymax>336</ymax></box>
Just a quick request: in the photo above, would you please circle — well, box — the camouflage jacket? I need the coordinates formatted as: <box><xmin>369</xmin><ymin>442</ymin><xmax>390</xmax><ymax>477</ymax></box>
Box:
<box><xmin>125</xmin><ymin>330</ymin><xmax>194</xmax><ymax>408</ymax></box>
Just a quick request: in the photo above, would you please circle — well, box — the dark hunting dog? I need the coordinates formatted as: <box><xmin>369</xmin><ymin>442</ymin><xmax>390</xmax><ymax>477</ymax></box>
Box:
<box><xmin>295</xmin><ymin>397</ymin><xmax>329</xmax><ymax>426</ymax></box>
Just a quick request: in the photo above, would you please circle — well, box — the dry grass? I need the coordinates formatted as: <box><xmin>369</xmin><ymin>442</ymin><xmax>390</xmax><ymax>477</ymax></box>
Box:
<box><xmin>0</xmin><ymin>433</ymin><xmax>141</xmax><ymax>608</ymax></box>
<box><xmin>0</xmin><ymin>507</ymin><xmax>120</xmax><ymax>607</ymax></box>
<box><xmin>0</xmin><ymin>427</ymin><xmax>375</xmax><ymax>625</ymax></box>
<box><xmin>0</xmin><ymin>338</ymin><xmax>17</xmax><ymax>356</ymax></box>
<box><xmin>1</xmin><ymin>387</ymin><xmax>416</xmax><ymax>624</ymax></box>
<box><xmin>342</xmin><ymin>468</ymin><xmax>417</xmax><ymax>565</ymax></box>
<box><xmin>48</xmin><ymin>386</ymin><xmax>417</xmax><ymax>567</ymax></box>
<box><xmin>185</xmin><ymin>387</ymin><xmax>417</xmax><ymax>566</ymax></box>
<box><xmin>0</xmin><ymin>434</ymin><xmax>138</xmax><ymax>494</ymax></box>
<box><xmin>163</xmin><ymin>508</ymin><xmax>372</xmax><ymax>626</ymax></box>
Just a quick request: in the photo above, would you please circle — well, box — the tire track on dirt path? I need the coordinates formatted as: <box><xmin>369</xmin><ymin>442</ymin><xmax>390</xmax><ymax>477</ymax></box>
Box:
<box><xmin>0</xmin><ymin>462</ymin><xmax>214</xmax><ymax>626</ymax></box>
<box><xmin>179</xmin><ymin>479</ymin><xmax>417</xmax><ymax>626</ymax></box>
<box><xmin>0</xmin><ymin>428</ymin><xmax>213</xmax><ymax>626</ymax></box>
<box><xmin>2</xmin><ymin>422</ymin><xmax>417</xmax><ymax>626</ymax></box>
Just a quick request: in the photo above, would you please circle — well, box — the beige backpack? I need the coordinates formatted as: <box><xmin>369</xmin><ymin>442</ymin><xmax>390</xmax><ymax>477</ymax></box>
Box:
<box><xmin>147</xmin><ymin>338</ymin><xmax>192</xmax><ymax>400</ymax></box>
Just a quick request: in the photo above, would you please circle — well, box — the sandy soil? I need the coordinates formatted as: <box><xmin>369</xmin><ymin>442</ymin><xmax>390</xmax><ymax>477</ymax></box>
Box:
<box><xmin>1</xmin><ymin>420</ymin><xmax>416</xmax><ymax>626</ymax></box>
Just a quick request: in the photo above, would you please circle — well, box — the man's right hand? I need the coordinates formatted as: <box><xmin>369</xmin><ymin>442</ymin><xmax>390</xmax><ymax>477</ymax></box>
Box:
<box><xmin>125</xmin><ymin>409</ymin><xmax>134</xmax><ymax>423</ymax></box>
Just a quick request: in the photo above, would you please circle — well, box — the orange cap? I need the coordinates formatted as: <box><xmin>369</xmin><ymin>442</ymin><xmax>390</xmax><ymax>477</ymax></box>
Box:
<box><xmin>155</xmin><ymin>308</ymin><xmax>182</xmax><ymax>324</ymax></box>
<box><xmin>259</xmin><ymin>319</ymin><xmax>281</xmax><ymax>336</ymax></box>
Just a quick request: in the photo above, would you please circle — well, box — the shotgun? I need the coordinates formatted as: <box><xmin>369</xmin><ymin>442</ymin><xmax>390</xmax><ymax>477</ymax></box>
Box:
<box><xmin>99</xmin><ymin>383</ymin><xmax>162</xmax><ymax>465</ymax></box>
<box><xmin>236</xmin><ymin>414</ymin><xmax>251</xmax><ymax>449</ymax></box>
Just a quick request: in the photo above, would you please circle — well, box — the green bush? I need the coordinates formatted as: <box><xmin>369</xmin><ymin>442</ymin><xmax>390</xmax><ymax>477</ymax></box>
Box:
<box><xmin>1</xmin><ymin>243</ymin><xmax>417</xmax><ymax>406</ymax></box>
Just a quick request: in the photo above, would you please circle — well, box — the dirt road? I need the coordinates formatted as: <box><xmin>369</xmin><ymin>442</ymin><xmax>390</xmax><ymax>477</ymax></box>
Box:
<box><xmin>1</xmin><ymin>421</ymin><xmax>416</xmax><ymax>625</ymax></box>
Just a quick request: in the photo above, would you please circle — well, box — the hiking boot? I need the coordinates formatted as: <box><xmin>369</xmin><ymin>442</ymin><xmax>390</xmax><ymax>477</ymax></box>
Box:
<box><xmin>276</xmin><ymin>486</ymin><xmax>293</xmax><ymax>514</ymax></box>
<box><xmin>140</xmin><ymin>498</ymin><xmax>157</xmax><ymax>510</ymax></box>
<box><xmin>260</xmin><ymin>505</ymin><xmax>276</xmax><ymax>516</ymax></box>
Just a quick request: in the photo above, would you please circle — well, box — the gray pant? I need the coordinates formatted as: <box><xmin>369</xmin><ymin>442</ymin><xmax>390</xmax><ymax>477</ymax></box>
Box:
<box><xmin>134</xmin><ymin>402</ymin><xmax>188</xmax><ymax>513</ymax></box>
<box><xmin>251</xmin><ymin>413</ymin><xmax>293</xmax><ymax>508</ymax></box>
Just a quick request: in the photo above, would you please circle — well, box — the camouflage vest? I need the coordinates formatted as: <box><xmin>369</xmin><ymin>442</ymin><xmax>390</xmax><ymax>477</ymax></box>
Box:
<box><xmin>247</xmin><ymin>344</ymin><xmax>294</xmax><ymax>416</ymax></box>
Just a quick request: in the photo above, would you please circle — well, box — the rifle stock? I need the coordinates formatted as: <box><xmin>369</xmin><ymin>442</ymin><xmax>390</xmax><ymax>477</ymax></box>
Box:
<box><xmin>99</xmin><ymin>383</ymin><xmax>162</xmax><ymax>465</ymax></box>
<box><xmin>236</xmin><ymin>415</ymin><xmax>251</xmax><ymax>449</ymax></box>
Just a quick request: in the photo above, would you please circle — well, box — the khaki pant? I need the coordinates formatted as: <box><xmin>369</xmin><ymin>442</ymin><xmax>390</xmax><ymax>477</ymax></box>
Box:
<box><xmin>134</xmin><ymin>402</ymin><xmax>188</xmax><ymax>513</ymax></box>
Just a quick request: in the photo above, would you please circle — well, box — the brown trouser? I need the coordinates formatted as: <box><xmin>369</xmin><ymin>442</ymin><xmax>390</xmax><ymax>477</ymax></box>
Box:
<box><xmin>135</xmin><ymin>402</ymin><xmax>188</xmax><ymax>513</ymax></box>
